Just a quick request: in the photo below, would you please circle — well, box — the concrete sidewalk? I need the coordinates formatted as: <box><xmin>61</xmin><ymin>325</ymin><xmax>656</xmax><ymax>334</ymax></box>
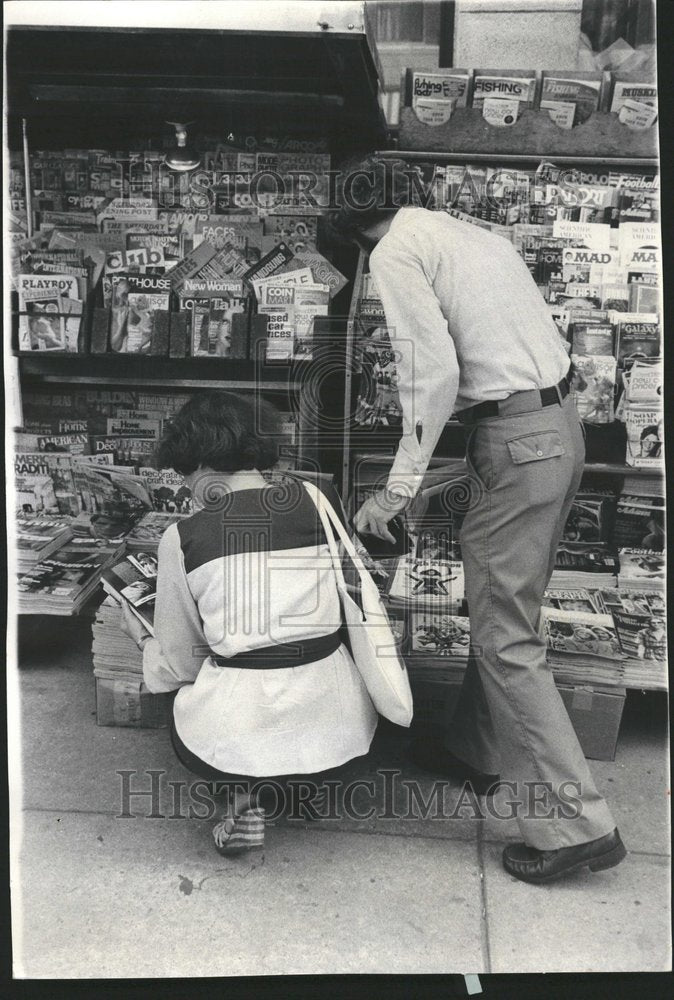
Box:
<box><xmin>12</xmin><ymin>616</ymin><xmax>671</xmax><ymax>977</ymax></box>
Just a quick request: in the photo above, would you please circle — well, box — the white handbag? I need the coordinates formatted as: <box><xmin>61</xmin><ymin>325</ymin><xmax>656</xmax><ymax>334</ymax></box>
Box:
<box><xmin>304</xmin><ymin>482</ymin><xmax>414</xmax><ymax>728</ymax></box>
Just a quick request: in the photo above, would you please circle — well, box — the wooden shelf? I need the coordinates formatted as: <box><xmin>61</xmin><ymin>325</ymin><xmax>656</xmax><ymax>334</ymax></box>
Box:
<box><xmin>349</xmin><ymin>450</ymin><xmax>662</xmax><ymax>479</ymax></box>
<box><xmin>583</xmin><ymin>462</ymin><xmax>664</xmax><ymax>478</ymax></box>
<box><xmin>17</xmin><ymin>354</ymin><xmax>303</xmax><ymax>392</ymax></box>
<box><xmin>393</xmin><ymin>107</ymin><xmax>658</xmax><ymax>161</ymax></box>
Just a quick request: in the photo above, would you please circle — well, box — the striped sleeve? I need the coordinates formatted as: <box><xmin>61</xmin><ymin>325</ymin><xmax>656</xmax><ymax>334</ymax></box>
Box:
<box><xmin>142</xmin><ymin>523</ymin><xmax>208</xmax><ymax>693</ymax></box>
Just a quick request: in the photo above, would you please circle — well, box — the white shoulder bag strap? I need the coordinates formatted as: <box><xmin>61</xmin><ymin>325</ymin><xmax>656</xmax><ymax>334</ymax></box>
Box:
<box><xmin>303</xmin><ymin>481</ymin><xmax>374</xmax><ymax>604</ymax></box>
<box><xmin>303</xmin><ymin>481</ymin><xmax>414</xmax><ymax>727</ymax></box>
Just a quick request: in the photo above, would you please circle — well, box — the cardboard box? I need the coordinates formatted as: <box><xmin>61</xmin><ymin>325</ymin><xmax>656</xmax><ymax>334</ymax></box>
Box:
<box><xmin>94</xmin><ymin>672</ymin><xmax>174</xmax><ymax>728</ymax></box>
<box><xmin>557</xmin><ymin>683</ymin><xmax>626</xmax><ymax>762</ymax></box>
<box><xmin>410</xmin><ymin>678</ymin><xmax>626</xmax><ymax>762</ymax></box>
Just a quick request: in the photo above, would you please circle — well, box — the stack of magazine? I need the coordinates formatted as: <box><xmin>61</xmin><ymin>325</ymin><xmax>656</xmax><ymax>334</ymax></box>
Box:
<box><xmin>15</xmin><ymin>515</ymin><xmax>74</xmax><ymax>573</ymax></box>
<box><xmin>125</xmin><ymin>511</ymin><xmax>187</xmax><ymax>551</ymax></box>
<box><xmin>617</xmin><ymin>547</ymin><xmax>665</xmax><ymax>590</ymax></box>
<box><xmin>541</xmin><ymin>578</ymin><xmax>666</xmax><ymax>689</ymax></box>
<box><xmin>92</xmin><ymin>596</ymin><xmax>145</xmax><ymax>675</ymax></box>
<box><xmin>539</xmin><ymin>605</ymin><xmax>628</xmax><ymax>686</ymax></box>
<box><xmin>17</xmin><ymin>539</ymin><xmax>122</xmax><ymax>615</ymax></box>
<box><xmin>549</xmin><ymin>542</ymin><xmax>619</xmax><ymax>589</ymax></box>
<box><xmin>91</xmin><ymin>597</ymin><xmax>173</xmax><ymax>728</ymax></box>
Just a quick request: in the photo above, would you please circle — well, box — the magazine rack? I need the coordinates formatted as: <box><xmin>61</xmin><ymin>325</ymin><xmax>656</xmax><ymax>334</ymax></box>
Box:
<box><xmin>8</xmin><ymin>18</ymin><xmax>387</xmax><ymax>495</ymax></box>
<box><xmin>341</xmin><ymin>214</ymin><xmax>665</xmax><ymax>695</ymax></box>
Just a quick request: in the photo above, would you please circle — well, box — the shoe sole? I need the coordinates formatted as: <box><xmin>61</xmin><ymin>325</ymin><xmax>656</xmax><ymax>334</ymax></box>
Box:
<box><xmin>214</xmin><ymin>843</ymin><xmax>264</xmax><ymax>857</ymax></box>
<box><xmin>505</xmin><ymin>841</ymin><xmax>627</xmax><ymax>885</ymax></box>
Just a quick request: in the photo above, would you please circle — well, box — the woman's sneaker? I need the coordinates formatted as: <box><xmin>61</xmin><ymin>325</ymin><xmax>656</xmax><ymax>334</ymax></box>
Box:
<box><xmin>212</xmin><ymin>806</ymin><xmax>266</xmax><ymax>856</ymax></box>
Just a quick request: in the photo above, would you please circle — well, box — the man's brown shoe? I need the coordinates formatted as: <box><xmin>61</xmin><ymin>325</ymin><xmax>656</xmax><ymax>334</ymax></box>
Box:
<box><xmin>503</xmin><ymin>828</ymin><xmax>626</xmax><ymax>885</ymax></box>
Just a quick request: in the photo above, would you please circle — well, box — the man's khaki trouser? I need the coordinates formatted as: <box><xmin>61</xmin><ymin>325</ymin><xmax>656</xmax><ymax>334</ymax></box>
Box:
<box><xmin>447</xmin><ymin>390</ymin><xmax>617</xmax><ymax>850</ymax></box>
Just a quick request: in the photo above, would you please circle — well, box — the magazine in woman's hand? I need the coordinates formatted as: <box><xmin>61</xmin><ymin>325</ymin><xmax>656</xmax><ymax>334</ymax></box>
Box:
<box><xmin>101</xmin><ymin>552</ymin><xmax>158</xmax><ymax>635</ymax></box>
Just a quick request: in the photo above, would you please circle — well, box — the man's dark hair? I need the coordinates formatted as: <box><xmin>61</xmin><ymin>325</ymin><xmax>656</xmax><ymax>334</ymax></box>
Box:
<box><xmin>156</xmin><ymin>391</ymin><xmax>280</xmax><ymax>475</ymax></box>
<box><xmin>325</xmin><ymin>154</ymin><xmax>419</xmax><ymax>249</ymax></box>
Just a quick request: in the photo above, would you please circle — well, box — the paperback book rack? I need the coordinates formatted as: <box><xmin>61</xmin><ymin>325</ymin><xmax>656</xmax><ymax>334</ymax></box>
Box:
<box><xmin>397</xmin><ymin>107</ymin><xmax>658</xmax><ymax>158</ymax></box>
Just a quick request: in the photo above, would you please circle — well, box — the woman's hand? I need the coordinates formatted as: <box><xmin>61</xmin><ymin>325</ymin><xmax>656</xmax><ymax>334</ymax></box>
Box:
<box><xmin>356</xmin><ymin>544</ymin><xmax>390</xmax><ymax>579</ymax></box>
<box><xmin>119</xmin><ymin>601</ymin><xmax>152</xmax><ymax>649</ymax></box>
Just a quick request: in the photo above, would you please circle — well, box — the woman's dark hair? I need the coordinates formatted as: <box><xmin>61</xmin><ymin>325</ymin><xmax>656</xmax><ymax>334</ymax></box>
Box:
<box><xmin>156</xmin><ymin>391</ymin><xmax>280</xmax><ymax>475</ymax></box>
<box><xmin>324</xmin><ymin>154</ymin><xmax>419</xmax><ymax>249</ymax></box>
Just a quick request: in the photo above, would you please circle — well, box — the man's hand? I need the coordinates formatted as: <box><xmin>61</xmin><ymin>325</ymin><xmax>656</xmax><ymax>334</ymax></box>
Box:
<box><xmin>353</xmin><ymin>488</ymin><xmax>411</xmax><ymax>544</ymax></box>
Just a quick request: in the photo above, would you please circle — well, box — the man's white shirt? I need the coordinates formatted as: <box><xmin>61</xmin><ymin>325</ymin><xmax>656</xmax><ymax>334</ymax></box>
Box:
<box><xmin>368</xmin><ymin>207</ymin><xmax>571</xmax><ymax>497</ymax></box>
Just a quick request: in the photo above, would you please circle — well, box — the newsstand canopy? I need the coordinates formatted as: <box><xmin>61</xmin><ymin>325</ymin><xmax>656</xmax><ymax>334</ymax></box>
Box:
<box><xmin>5</xmin><ymin>1</ymin><xmax>387</xmax><ymax>152</ymax></box>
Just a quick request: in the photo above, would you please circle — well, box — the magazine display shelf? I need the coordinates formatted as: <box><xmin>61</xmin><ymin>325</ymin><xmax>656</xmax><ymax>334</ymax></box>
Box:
<box><xmin>9</xmin><ymin>15</ymin><xmax>388</xmax><ymax>616</ymax></box>
<box><xmin>377</xmin><ymin>148</ymin><xmax>658</xmax><ymax>169</ymax></box>
<box><xmin>340</xmin><ymin>138</ymin><xmax>664</xmax><ymax>695</ymax></box>
<box><xmin>397</xmin><ymin>107</ymin><xmax>658</xmax><ymax>160</ymax></box>
<box><xmin>17</xmin><ymin>355</ymin><xmax>303</xmax><ymax>392</ymax></box>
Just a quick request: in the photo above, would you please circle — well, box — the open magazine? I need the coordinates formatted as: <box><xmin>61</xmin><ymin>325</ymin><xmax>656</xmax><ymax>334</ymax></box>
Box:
<box><xmin>73</xmin><ymin>461</ymin><xmax>154</xmax><ymax>516</ymax></box>
<box><xmin>101</xmin><ymin>551</ymin><xmax>158</xmax><ymax>635</ymax></box>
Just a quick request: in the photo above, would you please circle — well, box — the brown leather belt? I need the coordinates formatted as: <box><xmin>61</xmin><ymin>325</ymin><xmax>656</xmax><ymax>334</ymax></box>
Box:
<box><xmin>210</xmin><ymin>630</ymin><xmax>342</xmax><ymax>670</ymax></box>
<box><xmin>458</xmin><ymin>365</ymin><xmax>573</xmax><ymax>424</ymax></box>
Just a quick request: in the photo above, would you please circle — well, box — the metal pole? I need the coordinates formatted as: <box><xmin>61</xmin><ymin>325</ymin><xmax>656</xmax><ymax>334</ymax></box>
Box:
<box><xmin>22</xmin><ymin>118</ymin><xmax>33</xmax><ymax>238</ymax></box>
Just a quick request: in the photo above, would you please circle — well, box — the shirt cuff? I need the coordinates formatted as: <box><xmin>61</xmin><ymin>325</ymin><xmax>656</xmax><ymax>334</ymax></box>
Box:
<box><xmin>385</xmin><ymin>449</ymin><xmax>426</xmax><ymax>500</ymax></box>
<box><xmin>142</xmin><ymin>639</ymin><xmax>182</xmax><ymax>694</ymax></box>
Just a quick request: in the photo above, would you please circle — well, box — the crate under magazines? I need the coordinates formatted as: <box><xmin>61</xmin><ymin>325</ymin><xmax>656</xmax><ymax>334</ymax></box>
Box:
<box><xmin>556</xmin><ymin>684</ymin><xmax>626</xmax><ymax>761</ymax></box>
<box><xmin>94</xmin><ymin>670</ymin><xmax>175</xmax><ymax>729</ymax></box>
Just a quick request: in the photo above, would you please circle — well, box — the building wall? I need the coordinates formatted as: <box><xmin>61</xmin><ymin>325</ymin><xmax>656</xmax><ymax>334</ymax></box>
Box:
<box><xmin>453</xmin><ymin>0</ymin><xmax>583</xmax><ymax>69</ymax></box>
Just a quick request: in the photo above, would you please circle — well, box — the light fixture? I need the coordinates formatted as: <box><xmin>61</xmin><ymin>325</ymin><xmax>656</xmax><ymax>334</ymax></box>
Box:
<box><xmin>164</xmin><ymin>122</ymin><xmax>201</xmax><ymax>172</ymax></box>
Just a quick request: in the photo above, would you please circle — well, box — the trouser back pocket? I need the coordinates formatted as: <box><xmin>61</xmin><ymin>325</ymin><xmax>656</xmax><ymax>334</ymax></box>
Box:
<box><xmin>506</xmin><ymin>430</ymin><xmax>565</xmax><ymax>465</ymax></box>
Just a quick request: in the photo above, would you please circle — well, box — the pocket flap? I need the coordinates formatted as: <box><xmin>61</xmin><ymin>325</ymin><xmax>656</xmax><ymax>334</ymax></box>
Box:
<box><xmin>506</xmin><ymin>430</ymin><xmax>565</xmax><ymax>465</ymax></box>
